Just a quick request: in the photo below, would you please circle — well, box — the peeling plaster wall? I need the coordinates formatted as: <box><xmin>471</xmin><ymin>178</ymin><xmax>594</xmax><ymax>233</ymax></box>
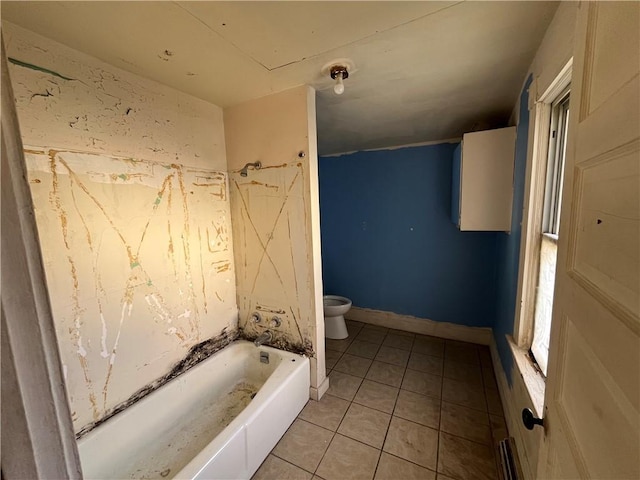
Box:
<box><xmin>4</xmin><ymin>22</ymin><xmax>237</xmax><ymax>431</ymax></box>
<box><xmin>224</xmin><ymin>86</ymin><xmax>326</xmax><ymax>395</ymax></box>
<box><xmin>3</xmin><ymin>22</ymin><xmax>224</xmax><ymax>169</ymax></box>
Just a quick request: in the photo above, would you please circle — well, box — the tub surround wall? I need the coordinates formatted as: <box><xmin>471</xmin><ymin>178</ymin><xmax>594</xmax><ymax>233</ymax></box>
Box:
<box><xmin>2</xmin><ymin>23</ymin><xmax>223</xmax><ymax>167</ymax></box>
<box><xmin>5</xmin><ymin>23</ymin><xmax>238</xmax><ymax>432</ymax></box>
<box><xmin>224</xmin><ymin>86</ymin><xmax>327</xmax><ymax>399</ymax></box>
<box><xmin>319</xmin><ymin>143</ymin><xmax>498</xmax><ymax>329</ymax></box>
<box><xmin>76</xmin><ymin>328</ymin><xmax>238</xmax><ymax>438</ymax></box>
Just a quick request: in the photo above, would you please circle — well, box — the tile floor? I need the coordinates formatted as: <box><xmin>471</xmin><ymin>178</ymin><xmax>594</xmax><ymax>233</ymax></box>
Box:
<box><xmin>252</xmin><ymin>321</ymin><xmax>508</xmax><ymax>480</ymax></box>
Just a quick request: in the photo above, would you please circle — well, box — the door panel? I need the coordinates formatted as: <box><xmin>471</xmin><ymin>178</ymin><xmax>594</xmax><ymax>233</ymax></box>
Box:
<box><xmin>539</xmin><ymin>2</ymin><xmax>640</xmax><ymax>479</ymax></box>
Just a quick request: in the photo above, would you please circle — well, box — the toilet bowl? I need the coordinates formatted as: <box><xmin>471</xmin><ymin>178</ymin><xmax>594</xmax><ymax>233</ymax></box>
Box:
<box><xmin>323</xmin><ymin>295</ymin><xmax>352</xmax><ymax>340</ymax></box>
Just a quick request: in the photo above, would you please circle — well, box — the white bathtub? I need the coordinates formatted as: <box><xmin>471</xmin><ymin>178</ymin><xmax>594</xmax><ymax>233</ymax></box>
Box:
<box><xmin>78</xmin><ymin>341</ymin><xmax>310</xmax><ymax>479</ymax></box>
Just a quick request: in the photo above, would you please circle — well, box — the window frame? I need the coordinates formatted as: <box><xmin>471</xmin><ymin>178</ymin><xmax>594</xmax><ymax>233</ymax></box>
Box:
<box><xmin>528</xmin><ymin>88</ymin><xmax>570</xmax><ymax>376</ymax></box>
<box><xmin>513</xmin><ymin>59</ymin><xmax>572</xmax><ymax>354</ymax></box>
<box><xmin>542</xmin><ymin>88</ymin><xmax>571</xmax><ymax>236</ymax></box>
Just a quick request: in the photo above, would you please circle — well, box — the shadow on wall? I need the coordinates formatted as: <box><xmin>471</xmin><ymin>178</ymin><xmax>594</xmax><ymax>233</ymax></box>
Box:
<box><xmin>319</xmin><ymin>143</ymin><xmax>498</xmax><ymax>329</ymax></box>
<box><xmin>493</xmin><ymin>75</ymin><xmax>534</xmax><ymax>383</ymax></box>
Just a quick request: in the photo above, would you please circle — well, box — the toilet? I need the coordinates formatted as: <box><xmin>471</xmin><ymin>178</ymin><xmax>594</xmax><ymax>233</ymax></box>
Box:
<box><xmin>323</xmin><ymin>295</ymin><xmax>352</xmax><ymax>339</ymax></box>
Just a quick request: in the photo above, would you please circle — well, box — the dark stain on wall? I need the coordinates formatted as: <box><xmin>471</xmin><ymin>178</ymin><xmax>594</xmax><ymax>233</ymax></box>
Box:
<box><xmin>76</xmin><ymin>327</ymin><xmax>239</xmax><ymax>438</ymax></box>
<box><xmin>240</xmin><ymin>328</ymin><xmax>314</xmax><ymax>357</ymax></box>
<box><xmin>75</xmin><ymin>324</ymin><xmax>316</xmax><ymax>438</ymax></box>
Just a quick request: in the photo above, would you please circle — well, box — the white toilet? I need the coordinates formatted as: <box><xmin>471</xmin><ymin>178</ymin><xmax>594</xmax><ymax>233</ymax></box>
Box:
<box><xmin>323</xmin><ymin>295</ymin><xmax>352</xmax><ymax>339</ymax></box>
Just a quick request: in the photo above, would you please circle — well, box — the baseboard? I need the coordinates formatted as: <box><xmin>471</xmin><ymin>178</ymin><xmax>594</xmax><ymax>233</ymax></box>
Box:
<box><xmin>309</xmin><ymin>376</ymin><xmax>330</xmax><ymax>401</ymax></box>
<box><xmin>489</xmin><ymin>337</ymin><xmax>539</xmax><ymax>480</ymax></box>
<box><xmin>346</xmin><ymin>306</ymin><xmax>492</xmax><ymax>345</ymax></box>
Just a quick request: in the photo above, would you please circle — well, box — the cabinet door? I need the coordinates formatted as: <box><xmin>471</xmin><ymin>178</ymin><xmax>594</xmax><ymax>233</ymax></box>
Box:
<box><xmin>460</xmin><ymin>126</ymin><xmax>515</xmax><ymax>231</ymax></box>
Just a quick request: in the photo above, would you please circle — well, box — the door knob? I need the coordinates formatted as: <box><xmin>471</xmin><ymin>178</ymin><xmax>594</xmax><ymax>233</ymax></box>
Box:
<box><xmin>522</xmin><ymin>408</ymin><xmax>544</xmax><ymax>430</ymax></box>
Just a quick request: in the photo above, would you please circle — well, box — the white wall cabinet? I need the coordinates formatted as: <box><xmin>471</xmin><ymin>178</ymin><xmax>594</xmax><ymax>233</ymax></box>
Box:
<box><xmin>451</xmin><ymin>126</ymin><xmax>516</xmax><ymax>231</ymax></box>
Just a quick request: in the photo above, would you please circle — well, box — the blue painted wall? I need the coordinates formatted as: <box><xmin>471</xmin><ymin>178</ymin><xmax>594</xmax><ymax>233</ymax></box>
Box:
<box><xmin>319</xmin><ymin>143</ymin><xmax>498</xmax><ymax>328</ymax></box>
<box><xmin>493</xmin><ymin>75</ymin><xmax>533</xmax><ymax>382</ymax></box>
<box><xmin>451</xmin><ymin>144</ymin><xmax>462</xmax><ymax>226</ymax></box>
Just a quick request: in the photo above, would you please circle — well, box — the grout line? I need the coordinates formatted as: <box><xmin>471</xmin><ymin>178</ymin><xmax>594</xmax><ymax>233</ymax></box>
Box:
<box><xmin>478</xmin><ymin>345</ymin><xmax>503</xmax><ymax>476</ymax></box>
<box><xmin>382</xmin><ymin>451</ymin><xmax>440</xmax><ymax>475</ymax></box>
<box><xmin>434</xmin><ymin>366</ymin><xmax>444</xmax><ymax>477</ymax></box>
<box><xmin>268</xmin><ymin>453</ymin><xmax>317</xmax><ymax>476</ymax></box>
<box><xmin>371</xmin><ymin>328</ymin><xmax>401</xmax><ymax>480</ymax></box>
<box><xmin>320</xmin><ymin>333</ymin><xmax>501</xmax><ymax>479</ymax></box>
<box><xmin>314</xmin><ymin>325</ymin><xmax>363</xmax><ymax>477</ymax></box>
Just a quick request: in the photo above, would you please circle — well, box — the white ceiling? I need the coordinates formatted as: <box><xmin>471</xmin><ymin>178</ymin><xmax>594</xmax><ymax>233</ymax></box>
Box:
<box><xmin>1</xmin><ymin>1</ymin><xmax>558</xmax><ymax>155</ymax></box>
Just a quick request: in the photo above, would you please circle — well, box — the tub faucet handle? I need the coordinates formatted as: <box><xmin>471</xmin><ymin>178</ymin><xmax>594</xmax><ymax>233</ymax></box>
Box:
<box><xmin>270</xmin><ymin>316</ymin><xmax>282</xmax><ymax>328</ymax></box>
<box><xmin>250</xmin><ymin>312</ymin><xmax>262</xmax><ymax>323</ymax></box>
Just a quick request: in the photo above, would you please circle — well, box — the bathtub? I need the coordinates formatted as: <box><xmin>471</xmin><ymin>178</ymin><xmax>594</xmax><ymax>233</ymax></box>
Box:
<box><xmin>78</xmin><ymin>341</ymin><xmax>310</xmax><ymax>479</ymax></box>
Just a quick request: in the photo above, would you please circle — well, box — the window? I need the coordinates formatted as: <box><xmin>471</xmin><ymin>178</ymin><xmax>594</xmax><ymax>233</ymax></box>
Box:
<box><xmin>530</xmin><ymin>89</ymin><xmax>570</xmax><ymax>376</ymax></box>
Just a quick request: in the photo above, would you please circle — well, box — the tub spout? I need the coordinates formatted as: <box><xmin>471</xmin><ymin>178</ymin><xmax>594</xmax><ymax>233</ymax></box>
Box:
<box><xmin>254</xmin><ymin>330</ymin><xmax>273</xmax><ymax>347</ymax></box>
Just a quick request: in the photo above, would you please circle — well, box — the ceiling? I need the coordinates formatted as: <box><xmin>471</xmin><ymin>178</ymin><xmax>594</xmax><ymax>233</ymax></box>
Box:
<box><xmin>1</xmin><ymin>1</ymin><xmax>558</xmax><ymax>155</ymax></box>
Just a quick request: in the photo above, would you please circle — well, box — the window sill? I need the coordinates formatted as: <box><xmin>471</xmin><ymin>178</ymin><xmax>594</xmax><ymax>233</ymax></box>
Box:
<box><xmin>507</xmin><ymin>336</ymin><xmax>545</xmax><ymax>418</ymax></box>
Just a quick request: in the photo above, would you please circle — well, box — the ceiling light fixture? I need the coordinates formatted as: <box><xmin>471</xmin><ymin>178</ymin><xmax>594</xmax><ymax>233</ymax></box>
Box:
<box><xmin>330</xmin><ymin>65</ymin><xmax>349</xmax><ymax>95</ymax></box>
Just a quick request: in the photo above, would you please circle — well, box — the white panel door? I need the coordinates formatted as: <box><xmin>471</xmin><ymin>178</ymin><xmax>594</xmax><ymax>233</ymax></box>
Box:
<box><xmin>537</xmin><ymin>2</ymin><xmax>640</xmax><ymax>478</ymax></box>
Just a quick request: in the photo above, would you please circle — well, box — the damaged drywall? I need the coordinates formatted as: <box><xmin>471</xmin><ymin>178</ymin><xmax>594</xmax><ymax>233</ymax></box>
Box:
<box><xmin>224</xmin><ymin>86</ymin><xmax>326</xmax><ymax>396</ymax></box>
<box><xmin>76</xmin><ymin>327</ymin><xmax>239</xmax><ymax>438</ymax></box>
<box><xmin>230</xmin><ymin>162</ymin><xmax>317</xmax><ymax>357</ymax></box>
<box><xmin>26</xmin><ymin>148</ymin><xmax>237</xmax><ymax>431</ymax></box>
<box><xmin>4</xmin><ymin>22</ymin><xmax>224</xmax><ymax>169</ymax></box>
<box><xmin>5</xmin><ymin>21</ymin><xmax>236</xmax><ymax>433</ymax></box>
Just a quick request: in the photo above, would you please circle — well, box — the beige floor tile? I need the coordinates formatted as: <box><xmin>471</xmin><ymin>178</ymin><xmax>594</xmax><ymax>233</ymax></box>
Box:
<box><xmin>272</xmin><ymin>419</ymin><xmax>333</xmax><ymax>473</ymax></box>
<box><xmin>401</xmin><ymin>369</ymin><xmax>442</xmax><ymax>398</ymax></box>
<box><xmin>485</xmin><ymin>388</ymin><xmax>504</xmax><ymax>416</ymax></box>
<box><xmin>353</xmin><ymin>379</ymin><xmax>399</xmax><ymax>413</ymax></box>
<box><xmin>346</xmin><ymin>320</ymin><xmax>364</xmax><ymax>333</ymax></box>
<box><xmin>412</xmin><ymin>336</ymin><xmax>445</xmax><ymax>357</ymax></box>
<box><xmin>333</xmin><ymin>354</ymin><xmax>373</xmax><ymax>378</ymax></box>
<box><xmin>252</xmin><ymin>455</ymin><xmax>313</xmax><ymax>480</ymax></box>
<box><xmin>346</xmin><ymin>340</ymin><xmax>380</xmax><ymax>359</ymax></box>
<box><xmin>443</xmin><ymin>359</ymin><xmax>483</xmax><ymax>387</ymax></box>
<box><xmin>356</xmin><ymin>329</ymin><xmax>386</xmax><ymax>344</ymax></box>
<box><xmin>327</xmin><ymin>371</ymin><xmax>363</xmax><ymax>401</ymax></box>
<box><xmin>362</xmin><ymin>324</ymin><xmax>389</xmax><ymax>334</ymax></box>
<box><xmin>325</xmin><ymin>349</ymin><xmax>342</xmax><ymax>370</ymax></box>
<box><xmin>407</xmin><ymin>352</ymin><xmax>444</xmax><ymax>376</ymax></box>
<box><xmin>298</xmin><ymin>394</ymin><xmax>350</xmax><ymax>431</ymax></box>
<box><xmin>383</xmin><ymin>416</ymin><xmax>438</xmax><ymax>470</ymax></box>
<box><xmin>388</xmin><ymin>329</ymin><xmax>414</xmax><ymax>338</ymax></box>
<box><xmin>440</xmin><ymin>401</ymin><xmax>492</xmax><ymax>445</ymax></box>
<box><xmin>375</xmin><ymin>346</ymin><xmax>410</xmax><ymax>367</ymax></box>
<box><xmin>326</xmin><ymin>337</ymin><xmax>353</xmax><ymax>353</ymax></box>
<box><xmin>393</xmin><ymin>389</ymin><xmax>440</xmax><ymax>429</ymax></box>
<box><xmin>482</xmin><ymin>367</ymin><xmax>498</xmax><ymax>391</ymax></box>
<box><xmin>365</xmin><ymin>361</ymin><xmax>405</xmax><ymax>387</ymax></box>
<box><xmin>437</xmin><ymin>431</ymin><xmax>497</xmax><ymax>480</ymax></box>
<box><xmin>490</xmin><ymin>414</ymin><xmax>508</xmax><ymax>445</ymax></box>
<box><xmin>442</xmin><ymin>377</ymin><xmax>486</xmax><ymax>411</ymax></box>
<box><xmin>436</xmin><ymin>475</ymin><xmax>457</xmax><ymax>480</ymax></box>
<box><xmin>316</xmin><ymin>434</ymin><xmax>380</xmax><ymax>480</ymax></box>
<box><xmin>444</xmin><ymin>342</ymin><xmax>480</xmax><ymax>365</ymax></box>
<box><xmin>382</xmin><ymin>334</ymin><xmax>414</xmax><ymax>351</ymax></box>
<box><xmin>374</xmin><ymin>452</ymin><xmax>436</xmax><ymax>480</ymax></box>
<box><xmin>337</xmin><ymin>403</ymin><xmax>391</xmax><ymax>449</ymax></box>
<box><xmin>478</xmin><ymin>346</ymin><xmax>493</xmax><ymax>369</ymax></box>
